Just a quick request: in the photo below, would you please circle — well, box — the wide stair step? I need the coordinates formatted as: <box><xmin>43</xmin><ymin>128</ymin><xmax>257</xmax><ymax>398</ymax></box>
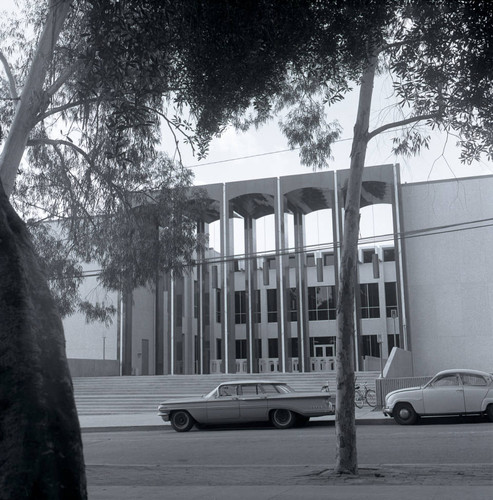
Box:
<box><xmin>73</xmin><ymin>372</ymin><xmax>380</xmax><ymax>415</ymax></box>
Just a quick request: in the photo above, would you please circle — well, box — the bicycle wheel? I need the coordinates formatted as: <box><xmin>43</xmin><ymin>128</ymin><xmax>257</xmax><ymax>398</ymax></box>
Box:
<box><xmin>354</xmin><ymin>390</ymin><xmax>364</xmax><ymax>408</ymax></box>
<box><xmin>365</xmin><ymin>389</ymin><xmax>377</xmax><ymax>407</ymax></box>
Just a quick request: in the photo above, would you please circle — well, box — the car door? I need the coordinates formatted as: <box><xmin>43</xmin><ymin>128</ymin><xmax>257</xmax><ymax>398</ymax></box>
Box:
<box><xmin>238</xmin><ymin>384</ymin><xmax>268</xmax><ymax>422</ymax></box>
<box><xmin>206</xmin><ymin>384</ymin><xmax>240</xmax><ymax>422</ymax></box>
<box><xmin>422</xmin><ymin>373</ymin><xmax>466</xmax><ymax>414</ymax></box>
<box><xmin>460</xmin><ymin>373</ymin><xmax>490</xmax><ymax>412</ymax></box>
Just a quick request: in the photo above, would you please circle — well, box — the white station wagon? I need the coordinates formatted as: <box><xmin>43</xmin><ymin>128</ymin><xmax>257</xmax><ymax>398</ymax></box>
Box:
<box><xmin>383</xmin><ymin>369</ymin><xmax>493</xmax><ymax>425</ymax></box>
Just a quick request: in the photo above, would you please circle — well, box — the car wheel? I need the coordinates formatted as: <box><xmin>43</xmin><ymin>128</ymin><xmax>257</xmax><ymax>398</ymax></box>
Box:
<box><xmin>393</xmin><ymin>403</ymin><xmax>418</xmax><ymax>425</ymax></box>
<box><xmin>270</xmin><ymin>409</ymin><xmax>296</xmax><ymax>429</ymax></box>
<box><xmin>365</xmin><ymin>389</ymin><xmax>377</xmax><ymax>408</ymax></box>
<box><xmin>486</xmin><ymin>404</ymin><xmax>493</xmax><ymax>422</ymax></box>
<box><xmin>170</xmin><ymin>411</ymin><xmax>195</xmax><ymax>432</ymax></box>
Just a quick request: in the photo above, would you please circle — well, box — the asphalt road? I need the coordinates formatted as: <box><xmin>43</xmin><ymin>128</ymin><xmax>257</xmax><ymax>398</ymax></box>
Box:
<box><xmin>83</xmin><ymin>418</ymin><xmax>493</xmax><ymax>492</ymax></box>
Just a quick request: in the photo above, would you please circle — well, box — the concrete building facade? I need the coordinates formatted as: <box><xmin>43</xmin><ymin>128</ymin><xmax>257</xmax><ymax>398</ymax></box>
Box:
<box><xmin>66</xmin><ymin>164</ymin><xmax>493</xmax><ymax>377</ymax></box>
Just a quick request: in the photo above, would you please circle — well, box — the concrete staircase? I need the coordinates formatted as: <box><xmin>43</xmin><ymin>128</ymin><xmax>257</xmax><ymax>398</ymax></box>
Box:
<box><xmin>73</xmin><ymin>371</ymin><xmax>380</xmax><ymax>415</ymax></box>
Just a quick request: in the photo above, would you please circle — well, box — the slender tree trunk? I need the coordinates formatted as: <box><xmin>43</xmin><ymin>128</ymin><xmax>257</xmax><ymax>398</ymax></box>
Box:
<box><xmin>0</xmin><ymin>0</ymin><xmax>73</xmax><ymax>196</ymax></box>
<box><xmin>0</xmin><ymin>181</ymin><xmax>87</xmax><ymax>499</ymax></box>
<box><xmin>334</xmin><ymin>53</ymin><xmax>377</xmax><ymax>475</ymax></box>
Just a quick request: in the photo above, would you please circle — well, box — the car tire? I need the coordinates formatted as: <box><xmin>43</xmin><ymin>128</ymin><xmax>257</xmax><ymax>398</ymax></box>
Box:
<box><xmin>270</xmin><ymin>409</ymin><xmax>296</xmax><ymax>429</ymax></box>
<box><xmin>486</xmin><ymin>404</ymin><xmax>493</xmax><ymax>422</ymax></box>
<box><xmin>393</xmin><ymin>403</ymin><xmax>418</xmax><ymax>425</ymax></box>
<box><xmin>170</xmin><ymin>410</ymin><xmax>195</xmax><ymax>432</ymax></box>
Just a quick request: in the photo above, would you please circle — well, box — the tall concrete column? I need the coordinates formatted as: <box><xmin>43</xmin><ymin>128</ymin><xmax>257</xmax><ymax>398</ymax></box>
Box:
<box><xmin>220</xmin><ymin>184</ymin><xmax>236</xmax><ymax>373</ymax></box>
<box><xmin>293</xmin><ymin>211</ymin><xmax>310</xmax><ymax>372</ymax></box>
<box><xmin>275</xmin><ymin>179</ymin><xmax>291</xmax><ymax>372</ymax></box>
<box><xmin>244</xmin><ymin>216</ymin><xmax>259</xmax><ymax>373</ymax></box>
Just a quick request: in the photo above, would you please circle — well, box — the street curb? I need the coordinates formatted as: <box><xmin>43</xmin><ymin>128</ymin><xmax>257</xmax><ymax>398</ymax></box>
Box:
<box><xmin>80</xmin><ymin>417</ymin><xmax>395</xmax><ymax>433</ymax></box>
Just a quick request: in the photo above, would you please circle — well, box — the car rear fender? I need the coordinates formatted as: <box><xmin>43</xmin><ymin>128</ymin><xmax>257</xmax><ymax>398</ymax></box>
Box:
<box><xmin>480</xmin><ymin>396</ymin><xmax>493</xmax><ymax>412</ymax></box>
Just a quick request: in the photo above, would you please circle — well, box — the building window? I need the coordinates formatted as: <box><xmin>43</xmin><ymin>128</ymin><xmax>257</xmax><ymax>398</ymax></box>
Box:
<box><xmin>267</xmin><ymin>289</ymin><xmax>277</xmax><ymax>323</ymax></box>
<box><xmin>311</xmin><ymin>336</ymin><xmax>336</xmax><ymax>357</ymax></box>
<box><xmin>216</xmin><ymin>338</ymin><xmax>222</xmax><ymax>360</ymax></box>
<box><xmin>216</xmin><ymin>288</ymin><xmax>221</xmax><ymax>323</ymax></box>
<box><xmin>362</xmin><ymin>335</ymin><xmax>380</xmax><ymax>357</ymax></box>
<box><xmin>383</xmin><ymin>247</ymin><xmax>395</xmax><ymax>262</ymax></box>
<box><xmin>268</xmin><ymin>338</ymin><xmax>278</xmax><ymax>358</ymax></box>
<box><xmin>387</xmin><ymin>334</ymin><xmax>400</xmax><ymax>354</ymax></box>
<box><xmin>235</xmin><ymin>291</ymin><xmax>246</xmax><ymax>324</ymax></box>
<box><xmin>236</xmin><ymin>339</ymin><xmax>247</xmax><ymax>359</ymax></box>
<box><xmin>253</xmin><ymin>289</ymin><xmax>261</xmax><ymax>323</ymax></box>
<box><xmin>360</xmin><ymin>283</ymin><xmax>380</xmax><ymax>318</ymax></box>
<box><xmin>362</xmin><ymin>249</ymin><xmax>374</xmax><ymax>263</ymax></box>
<box><xmin>288</xmin><ymin>255</ymin><xmax>296</xmax><ymax>268</ymax></box>
<box><xmin>289</xmin><ymin>288</ymin><xmax>298</xmax><ymax>322</ymax></box>
<box><xmin>308</xmin><ymin>286</ymin><xmax>336</xmax><ymax>321</ymax></box>
<box><xmin>291</xmin><ymin>338</ymin><xmax>298</xmax><ymax>358</ymax></box>
<box><xmin>257</xmin><ymin>339</ymin><xmax>262</xmax><ymax>358</ymax></box>
<box><xmin>385</xmin><ymin>282</ymin><xmax>397</xmax><ymax>318</ymax></box>
<box><xmin>193</xmin><ymin>281</ymin><xmax>199</xmax><ymax>319</ymax></box>
<box><xmin>306</xmin><ymin>253</ymin><xmax>316</xmax><ymax>267</ymax></box>
<box><xmin>323</xmin><ymin>253</ymin><xmax>334</xmax><ymax>266</ymax></box>
<box><xmin>176</xmin><ymin>294</ymin><xmax>183</xmax><ymax>327</ymax></box>
<box><xmin>267</xmin><ymin>257</ymin><xmax>276</xmax><ymax>269</ymax></box>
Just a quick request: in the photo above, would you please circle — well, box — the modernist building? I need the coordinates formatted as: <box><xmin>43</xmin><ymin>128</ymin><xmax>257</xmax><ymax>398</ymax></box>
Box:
<box><xmin>68</xmin><ymin>163</ymin><xmax>493</xmax><ymax>377</ymax></box>
<box><xmin>122</xmin><ymin>163</ymin><xmax>405</xmax><ymax>376</ymax></box>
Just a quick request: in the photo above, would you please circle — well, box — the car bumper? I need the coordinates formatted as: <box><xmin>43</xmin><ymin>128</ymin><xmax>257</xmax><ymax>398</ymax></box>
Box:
<box><xmin>158</xmin><ymin>411</ymin><xmax>170</xmax><ymax>422</ymax></box>
<box><xmin>382</xmin><ymin>404</ymin><xmax>393</xmax><ymax>416</ymax></box>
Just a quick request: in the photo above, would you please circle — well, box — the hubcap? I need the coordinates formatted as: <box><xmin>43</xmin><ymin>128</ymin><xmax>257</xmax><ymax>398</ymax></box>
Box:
<box><xmin>399</xmin><ymin>408</ymin><xmax>410</xmax><ymax>419</ymax></box>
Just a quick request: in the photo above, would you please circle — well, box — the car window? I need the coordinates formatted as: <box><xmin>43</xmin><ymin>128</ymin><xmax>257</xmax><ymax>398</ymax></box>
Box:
<box><xmin>461</xmin><ymin>374</ymin><xmax>487</xmax><ymax>386</ymax></box>
<box><xmin>432</xmin><ymin>374</ymin><xmax>459</xmax><ymax>387</ymax></box>
<box><xmin>218</xmin><ymin>385</ymin><xmax>238</xmax><ymax>397</ymax></box>
<box><xmin>240</xmin><ymin>385</ymin><xmax>258</xmax><ymax>396</ymax></box>
<box><xmin>259</xmin><ymin>384</ymin><xmax>279</xmax><ymax>394</ymax></box>
<box><xmin>274</xmin><ymin>384</ymin><xmax>294</xmax><ymax>393</ymax></box>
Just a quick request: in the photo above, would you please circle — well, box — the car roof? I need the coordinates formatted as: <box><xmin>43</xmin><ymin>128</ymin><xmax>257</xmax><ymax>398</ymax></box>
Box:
<box><xmin>218</xmin><ymin>380</ymin><xmax>286</xmax><ymax>386</ymax></box>
<box><xmin>435</xmin><ymin>369</ymin><xmax>492</xmax><ymax>377</ymax></box>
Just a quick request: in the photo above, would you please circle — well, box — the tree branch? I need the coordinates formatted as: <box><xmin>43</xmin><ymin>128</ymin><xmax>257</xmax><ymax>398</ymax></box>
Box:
<box><xmin>368</xmin><ymin>113</ymin><xmax>439</xmax><ymax>141</ymax></box>
<box><xmin>0</xmin><ymin>49</ymin><xmax>19</xmax><ymax>100</ymax></box>
<box><xmin>27</xmin><ymin>137</ymin><xmax>92</xmax><ymax>165</ymax></box>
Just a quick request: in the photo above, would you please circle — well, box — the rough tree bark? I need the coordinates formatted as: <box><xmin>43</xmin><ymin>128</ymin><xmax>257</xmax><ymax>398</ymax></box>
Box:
<box><xmin>334</xmin><ymin>52</ymin><xmax>377</xmax><ymax>475</ymax></box>
<box><xmin>0</xmin><ymin>182</ymin><xmax>87</xmax><ymax>499</ymax></box>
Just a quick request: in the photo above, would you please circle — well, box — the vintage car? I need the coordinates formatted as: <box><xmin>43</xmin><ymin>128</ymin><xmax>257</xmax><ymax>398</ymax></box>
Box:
<box><xmin>158</xmin><ymin>380</ymin><xmax>334</xmax><ymax>432</ymax></box>
<box><xmin>383</xmin><ymin>369</ymin><xmax>493</xmax><ymax>425</ymax></box>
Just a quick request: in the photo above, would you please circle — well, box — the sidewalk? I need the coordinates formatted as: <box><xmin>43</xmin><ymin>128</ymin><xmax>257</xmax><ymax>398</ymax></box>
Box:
<box><xmin>79</xmin><ymin>406</ymin><xmax>392</xmax><ymax>432</ymax></box>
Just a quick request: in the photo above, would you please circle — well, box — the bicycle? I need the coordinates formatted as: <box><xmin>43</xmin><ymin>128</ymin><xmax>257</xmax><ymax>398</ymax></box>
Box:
<box><xmin>354</xmin><ymin>380</ymin><xmax>377</xmax><ymax>408</ymax></box>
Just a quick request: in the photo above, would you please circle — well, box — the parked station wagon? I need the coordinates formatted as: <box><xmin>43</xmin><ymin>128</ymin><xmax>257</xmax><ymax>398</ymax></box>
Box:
<box><xmin>383</xmin><ymin>369</ymin><xmax>493</xmax><ymax>425</ymax></box>
<box><xmin>158</xmin><ymin>380</ymin><xmax>334</xmax><ymax>432</ymax></box>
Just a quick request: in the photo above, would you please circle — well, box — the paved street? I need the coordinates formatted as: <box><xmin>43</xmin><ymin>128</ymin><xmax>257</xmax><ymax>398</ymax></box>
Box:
<box><xmin>84</xmin><ymin>418</ymin><xmax>493</xmax><ymax>499</ymax></box>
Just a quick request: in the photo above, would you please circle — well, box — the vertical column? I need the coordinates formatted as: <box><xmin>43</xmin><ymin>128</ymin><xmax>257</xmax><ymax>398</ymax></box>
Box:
<box><xmin>154</xmin><ymin>272</ymin><xmax>164</xmax><ymax>375</ymax></box>
<box><xmin>392</xmin><ymin>163</ymin><xmax>408</xmax><ymax>352</ymax></box>
<box><xmin>121</xmin><ymin>288</ymin><xmax>133</xmax><ymax>375</ymax></box>
<box><xmin>196</xmin><ymin>220</ymin><xmax>205</xmax><ymax>375</ymax></box>
<box><xmin>220</xmin><ymin>184</ymin><xmax>236</xmax><ymax>373</ymax></box>
<box><xmin>275</xmin><ymin>179</ymin><xmax>290</xmax><ymax>372</ymax></box>
<box><xmin>293</xmin><ymin>211</ymin><xmax>310</xmax><ymax>372</ymax></box>
<box><xmin>244</xmin><ymin>216</ymin><xmax>259</xmax><ymax>373</ymax></box>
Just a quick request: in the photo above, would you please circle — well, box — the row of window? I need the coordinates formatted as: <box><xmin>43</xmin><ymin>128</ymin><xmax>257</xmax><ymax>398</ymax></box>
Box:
<box><xmin>216</xmin><ymin>333</ymin><xmax>400</xmax><ymax>360</ymax></box>
<box><xmin>253</xmin><ymin>247</ymin><xmax>395</xmax><ymax>271</ymax></box>
<box><xmin>220</xmin><ymin>283</ymin><xmax>397</xmax><ymax>324</ymax></box>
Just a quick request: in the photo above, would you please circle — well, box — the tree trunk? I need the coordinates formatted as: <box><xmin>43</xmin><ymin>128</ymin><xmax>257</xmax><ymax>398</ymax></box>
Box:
<box><xmin>0</xmin><ymin>181</ymin><xmax>87</xmax><ymax>499</ymax></box>
<box><xmin>334</xmin><ymin>54</ymin><xmax>377</xmax><ymax>475</ymax></box>
<box><xmin>0</xmin><ymin>0</ymin><xmax>73</xmax><ymax>197</ymax></box>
